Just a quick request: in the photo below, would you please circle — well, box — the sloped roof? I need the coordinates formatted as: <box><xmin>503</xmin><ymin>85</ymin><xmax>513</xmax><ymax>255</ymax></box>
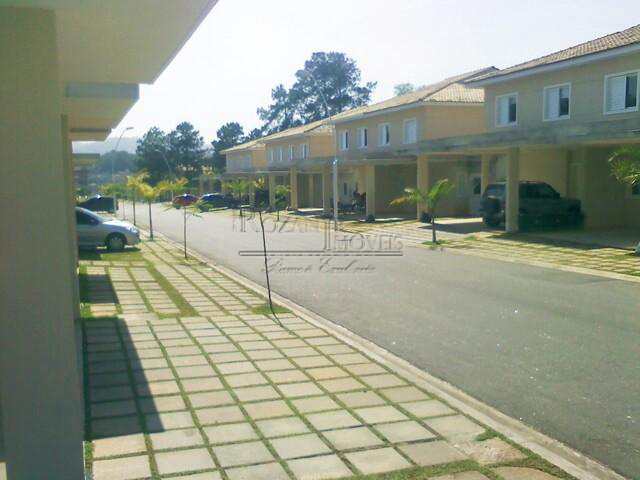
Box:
<box><xmin>471</xmin><ymin>24</ymin><xmax>640</xmax><ymax>84</ymax></box>
<box><xmin>221</xmin><ymin>138</ymin><xmax>265</xmax><ymax>154</ymax></box>
<box><xmin>333</xmin><ymin>67</ymin><xmax>496</xmax><ymax>123</ymax></box>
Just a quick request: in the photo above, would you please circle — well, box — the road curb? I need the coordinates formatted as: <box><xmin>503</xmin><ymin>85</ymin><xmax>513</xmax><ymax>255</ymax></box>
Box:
<box><xmin>148</xmin><ymin>228</ymin><xmax>627</xmax><ymax>480</ymax></box>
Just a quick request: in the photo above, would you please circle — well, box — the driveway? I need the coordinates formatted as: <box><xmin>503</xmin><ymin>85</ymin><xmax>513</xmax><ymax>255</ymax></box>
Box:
<box><xmin>123</xmin><ymin>202</ymin><xmax>640</xmax><ymax>478</ymax></box>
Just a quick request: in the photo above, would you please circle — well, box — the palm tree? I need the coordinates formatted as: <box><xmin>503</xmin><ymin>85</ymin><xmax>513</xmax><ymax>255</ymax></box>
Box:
<box><xmin>609</xmin><ymin>146</ymin><xmax>640</xmax><ymax>254</ymax></box>
<box><xmin>390</xmin><ymin>178</ymin><xmax>455</xmax><ymax>243</ymax></box>
<box><xmin>225</xmin><ymin>179</ymin><xmax>252</xmax><ymax>217</ymax></box>
<box><xmin>273</xmin><ymin>184</ymin><xmax>291</xmax><ymax>221</ymax></box>
<box><xmin>609</xmin><ymin>146</ymin><xmax>640</xmax><ymax>186</ymax></box>
<box><xmin>158</xmin><ymin>177</ymin><xmax>188</xmax><ymax>202</ymax></box>
<box><xmin>138</xmin><ymin>182</ymin><xmax>168</xmax><ymax>240</ymax></box>
<box><xmin>99</xmin><ymin>182</ymin><xmax>126</xmax><ymax>215</ymax></box>
<box><xmin>126</xmin><ymin>171</ymin><xmax>149</xmax><ymax>225</ymax></box>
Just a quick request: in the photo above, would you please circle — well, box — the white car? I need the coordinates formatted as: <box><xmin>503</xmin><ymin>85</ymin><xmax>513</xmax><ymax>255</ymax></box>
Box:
<box><xmin>76</xmin><ymin>207</ymin><xmax>140</xmax><ymax>251</ymax></box>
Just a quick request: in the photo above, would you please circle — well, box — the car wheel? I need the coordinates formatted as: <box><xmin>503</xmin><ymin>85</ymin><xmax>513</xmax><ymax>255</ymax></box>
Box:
<box><xmin>106</xmin><ymin>233</ymin><xmax>126</xmax><ymax>252</ymax></box>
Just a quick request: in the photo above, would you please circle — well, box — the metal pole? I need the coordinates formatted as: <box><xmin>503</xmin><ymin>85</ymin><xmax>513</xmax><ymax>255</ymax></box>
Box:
<box><xmin>332</xmin><ymin>157</ymin><xmax>339</xmax><ymax>231</ymax></box>
<box><xmin>112</xmin><ymin>126</ymin><xmax>132</xmax><ymax>216</ymax></box>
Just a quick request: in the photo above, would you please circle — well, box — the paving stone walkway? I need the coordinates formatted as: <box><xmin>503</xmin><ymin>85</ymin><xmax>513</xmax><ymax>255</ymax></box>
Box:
<box><xmin>443</xmin><ymin>235</ymin><xmax>640</xmax><ymax>277</ymax></box>
<box><xmin>80</xmin><ymin>239</ymin><xmax>572</xmax><ymax>480</ymax></box>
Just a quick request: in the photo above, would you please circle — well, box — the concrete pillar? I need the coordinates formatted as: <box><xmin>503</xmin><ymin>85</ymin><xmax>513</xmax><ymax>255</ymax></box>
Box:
<box><xmin>365</xmin><ymin>164</ymin><xmax>376</xmax><ymax>218</ymax></box>
<box><xmin>268</xmin><ymin>174</ymin><xmax>277</xmax><ymax>208</ymax></box>
<box><xmin>416</xmin><ymin>155</ymin><xmax>431</xmax><ymax>220</ymax></box>
<box><xmin>0</xmin><ymin>8</ymin><xmax>85</xmax><ymax>479</ymax></box>
<box><xmin>322</xmin><ymin>166</ymin><xmax>332</xmax><ymax>215</ymax></box>
<box><xmin>289</xmin><ymin>167</ymin><xmax>299</xmax><ymax>210</ymax></box>
<box><xmin>481</xmin><ymin>154</ymin><xmax>492</xmax><ymax>194</ymax></box>
<box><xmin>61</xmin><ymin>116</ymin><xmax>81</xmax><ymax>320</ymax></box>
<box><xmin>308</xmin><ymin>174</ymin><xmax>315</xmax><ymax>208</ymax></box>
<box><xmin>505</xmin><ymin>148</ymin><xmax>520</xmax><ymax>233</ymax></box>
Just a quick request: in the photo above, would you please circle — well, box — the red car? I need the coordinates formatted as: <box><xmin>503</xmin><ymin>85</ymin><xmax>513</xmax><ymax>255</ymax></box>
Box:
<box><xmin>172</xmin><ymin>194</ymin><xmax>198</xmax><ymax>208</ymax></box>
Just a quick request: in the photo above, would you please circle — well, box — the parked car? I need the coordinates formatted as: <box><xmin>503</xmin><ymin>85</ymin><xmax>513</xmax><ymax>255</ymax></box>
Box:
<box><xmin>481</xmin><ymin>181</ymin><xmax>583</xmax><ymax>229</ymax></box>
<box><xmin>172</xmin><ymin>193</ymin><xmax>198</xmax><ymax>208</ymax></box>
<box><xmin>77</xmin><ymin>195</ymin><xmax>116</xmax><ymax>213</ymax></box>
<box><xmin>76</xmin><ymin>207</ymin><xmax>140</xmax><ymax>251</ymax></box>
<box><xmin>197</xmin><ymin>193</ymin><xmax>238</xmax><ymax>211</ymax></box>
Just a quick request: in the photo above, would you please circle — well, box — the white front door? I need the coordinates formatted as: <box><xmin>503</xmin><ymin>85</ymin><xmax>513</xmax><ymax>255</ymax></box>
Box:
<box><xmin>469</xmin><ymin>174</ymin><xmax>482</xmax><ymax>215</ymax></box>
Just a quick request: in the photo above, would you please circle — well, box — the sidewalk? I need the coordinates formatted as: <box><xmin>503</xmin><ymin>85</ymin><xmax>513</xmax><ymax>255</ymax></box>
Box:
<box><xmin>81</xmin><ymin>238</ymin><xmax>588</xmax><ymax>480</ymax></box>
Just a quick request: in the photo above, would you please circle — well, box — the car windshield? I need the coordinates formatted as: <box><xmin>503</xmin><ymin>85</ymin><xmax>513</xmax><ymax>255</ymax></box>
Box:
<box><xmin>77</xmin><ymin>207</ymin><xmax>104</xmax><ymax>223</ymax></box>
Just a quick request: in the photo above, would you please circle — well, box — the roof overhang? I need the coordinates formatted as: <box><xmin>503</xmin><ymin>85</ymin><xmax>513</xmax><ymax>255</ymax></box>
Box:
<box><xmin>333</xmin><ymin>102</ymin><xmax>424</xmax><ymax>125</ymax></box>
<box><xmin>468</xmin><ymin>43</ymin><xmax>640</xmax><ymax>88</ymax></box>
<box><xmin>418</xmin><ymin>117</ymin><xmax>640</xmax><ymax>153</ymax></box>
<box><xmin>6</xmin><ymin>1</ymin><xmax>218</xmax><ymax>141</ymax></box>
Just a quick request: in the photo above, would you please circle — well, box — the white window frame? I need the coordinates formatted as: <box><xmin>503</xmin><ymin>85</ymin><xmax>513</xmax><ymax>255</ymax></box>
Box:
<box><xmin>277</xmin><ymin>147</ymin><xmax>284</xmax><ymax>163</ymax></box>
<box><xmin>300</xmin><ymin>143</ymin><xmax>309</xmax><ymax>159</ymax></box>
<box><xmin>268</xmin><ymin>149</ymin><xmax>274</xmax><ymax>163</ymax></box>
<box><xmin>402</xmin><ymin>118</ymin><xmax>418</xmax><ymax>144</ymax></box>
<box><xmin>357</xmin><ymin>127</ymin><xmax>368</xmax><ymax>149</ymax></box>
<box><xmin>339</xmin><ymin>130</ymin><xmax>350</xmax><ymax>151</ymax></box>
<box><xmin>543</xmin><ymin>83</ymin><xmax>571</xmax><ymax>121</ymax></box>
<box><xmin>288</xmin><ymin>145</ymin><xmax>295</xmax><ymax>160</ymax></box>
<box><xmin>378</xmin><ymin>123</ymin><xmax>391</xmax><ymax>146</ymax></box>
<box><xmin>603</xmin><ymin>70</ymin><xmax>640</xmax><ymax>115</ymax></box>
<box><xmin>495</xmin><ymin>92</ymin><xmax>518</xmax><ymax>127</ymax></box>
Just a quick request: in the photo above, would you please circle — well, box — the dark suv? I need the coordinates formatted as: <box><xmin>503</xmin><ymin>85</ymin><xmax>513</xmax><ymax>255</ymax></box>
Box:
<box><xmin>77</xmin><ymin>195</ymin><xmax>116</xmax><ymax>213</ymax></box>
<box><xmin>481</xmin><ymin>181</ymin><xmax>583</xmax><ymax>229</ymax></box>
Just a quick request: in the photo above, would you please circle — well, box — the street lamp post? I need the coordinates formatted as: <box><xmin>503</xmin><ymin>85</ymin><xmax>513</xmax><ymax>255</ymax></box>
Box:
<box><xmin>112</xmin><ymin>126</ymin><xmax>133</xmax><ymax>217</ymax></box>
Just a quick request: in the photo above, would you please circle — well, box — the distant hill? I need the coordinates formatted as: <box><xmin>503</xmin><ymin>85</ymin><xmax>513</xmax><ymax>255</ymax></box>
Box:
<box><xmin>73</xmin><ymin>137</ymin><xmax>139</xmax><ymax>154</ymax></box>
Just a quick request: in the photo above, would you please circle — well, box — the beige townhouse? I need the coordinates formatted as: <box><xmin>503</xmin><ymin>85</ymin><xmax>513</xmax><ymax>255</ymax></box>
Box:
<box><xmin>331</xmin><ymin>67</ymin><xmax>496</xmax><ymax>219</ymax></box>
<box><xmin>421</xmin><ymin>24</ymin><xmax>640</xmax><ymax>232</ymax></box>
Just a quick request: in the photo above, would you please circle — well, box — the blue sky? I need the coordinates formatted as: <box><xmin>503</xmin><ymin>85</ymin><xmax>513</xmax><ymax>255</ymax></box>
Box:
<box><xmin>112</xmin><ymin>0</ymin><xmax>640</xmax><ymax>143</ymax></box>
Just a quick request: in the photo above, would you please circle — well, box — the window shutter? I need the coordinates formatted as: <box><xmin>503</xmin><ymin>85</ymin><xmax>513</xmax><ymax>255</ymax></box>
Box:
<box><xmin>607</xmin><ymin>75</ymin><xmax>627</xmax><ymax>112</ymax></box>
<box><xmin>546</xmin><ymin>87</ymin><xmax>560</xmax><ymax>119</ymax></box>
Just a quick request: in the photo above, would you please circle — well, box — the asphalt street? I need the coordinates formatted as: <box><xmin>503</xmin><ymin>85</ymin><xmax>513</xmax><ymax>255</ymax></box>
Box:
<box><xmin>124</xmin><ymin>203</ymin><xmax>639</xmax><ymax>478</ymax></box>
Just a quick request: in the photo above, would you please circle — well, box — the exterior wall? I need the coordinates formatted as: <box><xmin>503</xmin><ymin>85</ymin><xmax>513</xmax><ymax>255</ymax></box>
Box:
<box><xmin>265</xmin><ymin>131</ymin><xmax>334</xmax><ymax>169</ymax></box>
<box><xmin>484</xmin><ymin>52</ymin><xmax>640</xmax><ymax>131</ymax></box>
<box><xmin>336</xmin><ymin>106</ymin><xmax>426</xmax><ymax>154</ymax></box>
<box><xmin>429</xmin><ymin>159</ymin><xmax>480</xmax><ymax>217</ymax></box>
<box><xmin>422</xmin><ymin>105</ymin><xmax>486</xmax><ymax>140</ymax></box>
<box><xmin>518</xmin><ymin>147</ymin><xmax>569</xmax><ymax>196</ymax></box>
<box><xmin>375</xmin><ymin>164</ymin><xmax>416</xmax><ymax>214</ymax></box>
<box><xmin>336</xmin><ymin>103</ymin><xmax>485</xmax><ymax>156</ymax></box>
<box><xmin>0</xmin><ymin>8</ymin><xmax>85</xmax><ymax>479</ymax></box>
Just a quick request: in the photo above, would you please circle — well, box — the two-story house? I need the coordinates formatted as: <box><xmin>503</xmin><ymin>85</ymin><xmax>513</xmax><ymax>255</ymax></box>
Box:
<box><xmin>261</xmin><ymin>119</ymin><xmax>337</xmax><ymax>211</ymax></box>
<box><xmin>332</xmin><ymin>67</ymin><xmax>496</xmax><ymax>219</ymax></box>
<box><xmin>421</xmin><ymin>24</ymin><xmax>640</xmax><ymax>232</ymax></box>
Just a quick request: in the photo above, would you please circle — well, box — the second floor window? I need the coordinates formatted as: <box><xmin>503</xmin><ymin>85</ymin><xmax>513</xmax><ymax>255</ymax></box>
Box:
<box><xmin>268</xmin><ymin>149</ymin><xmax>274</xmax><ymax>163</ymax></box>
<box><xmin>605</xmin><ymin>71</ymin><xmax>638</xmax><ymax>114</ymax></box>
<box><xmin>378</xmin><ymin>123</ymin><xmax>391</xmax><ymax>146</ymax></box>
<box><xmin>403</xmin><ymin>118</ymin><xmax>417</xmax><ymax>144</ymax></box>
<box><xmin>288</xmin><ymin>145</ymin><xmax>295</xmax><ymax>160</ymax></box>
<box><xmin>300</xmin><ymin>144</ymin><xmax>309</xmax><ymax>159</ymax></box>
<box><xmin>357</xmin><ymin>128</ymin><xmax>368</xmax><ymax>148</ymax></box>
<box><xmin>339</xmin><ymin>131</ymin><xmax>350</xmax><ymax>151</ymax></box>
<box><xmin>277</xmin><ymin>147</ymin><xmax>284</xmax><ymax>162</ymax></box>
<box><xmin>496</xmin><ymin>93</ymin><xmax>518</xmax><ymax>126</ymax></box>
<box><xmin>544</xmin><ymin>84</ymin><xmax>571</xmax><ymax>121</ymax></box>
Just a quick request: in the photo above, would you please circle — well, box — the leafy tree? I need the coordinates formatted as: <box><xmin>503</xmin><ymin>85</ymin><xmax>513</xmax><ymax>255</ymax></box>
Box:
<box><xmin>273</xmin><ymin>184</ymin><xmax>291</xmax><ymax>221</ymax></box>
<box><xmin>291</xmin><ymin>52</ymin><xmax>377</xmax><ymax>124</ymax></box>
<box><xmin>95</xmin><ymin>150</ymin><xmax>138</xmax><ymax>174</ymax></box>
<box><xmin>138</xmin><ymin>182</ymin><xmax>169</xmax><ymax>240</ymax></box>
<box><xmin>394</xmin><ymin>83</ymin><xmax>415</xmax><ymax>96</ymax></box>
<box><xmin>136</xmin><ymin>127</ymin><xmax>170</xmax><ymax>184</ymax></box>
<box><xmin>99</xmin><ymin>183</ymin><xmax>127</xmax><ymax>214</ymax></box>
<box><xmin>225</xmin><ymin>179</ymin><xmax>252</xmax><ymax>217</ymax></box>
<box><xmin>257</xmin><ymin>84</ymin><xmax>302</xmax><ymax>135</ymax></box>
<box><xmin>245</xmin><ymin>128</ymin><xmax>264</xmax><ymax>141</ymax></box>
<box><xmin>167</xmin><ymin>122</ymin><xmax>205</xmax><ymax>182</ymax></box>
<box><xmin>609</xmin><ymin>146</ymin><xmax>640</xmax><ymax>186</ymax></box>
<box><xmin>126</xmin><ymin>171</ymin><xmax>149</xmax><ymax>225</ymax></box>
<box><xmin>390</xmin><ymin>179</ymin><xmax>455</xmax><ymax>243</ymax></box>
<box><xmin>257</xmin><ymin>52</ymin><xmax>376</xmax><ymax>133</ymax></box>
<box><xmin>211</xmin><ymin>122</ymin><xmax>246</xmax><ymax>172</ymax></box>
